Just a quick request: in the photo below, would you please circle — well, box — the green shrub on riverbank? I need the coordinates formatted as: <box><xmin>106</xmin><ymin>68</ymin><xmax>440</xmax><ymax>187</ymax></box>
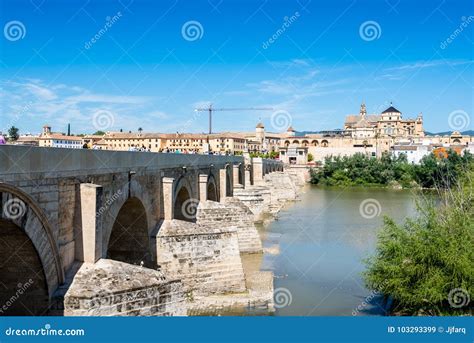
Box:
<box><xmin>310</xmin><ymin>151</ymin><xmax>472</xmax><ymax>189</ymax></box>
<box><xmin>363</xmin><ymin>164</ymin><xmax>474</xmax><ymax>315</ymax></box>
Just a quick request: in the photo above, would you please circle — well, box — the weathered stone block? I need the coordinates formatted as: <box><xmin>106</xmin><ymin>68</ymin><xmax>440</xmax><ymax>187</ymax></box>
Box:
<box><xmin>64</xmin><ymin>259</ymin><xmax>186</xmax><ymax>316</ymax></box>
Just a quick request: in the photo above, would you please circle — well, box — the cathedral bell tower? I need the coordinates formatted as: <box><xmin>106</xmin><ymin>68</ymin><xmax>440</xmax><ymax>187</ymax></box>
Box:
<box><xmin>359</xmin><ymin>103</ymin><xmax>367</xmax><ymax>118</ymax></box>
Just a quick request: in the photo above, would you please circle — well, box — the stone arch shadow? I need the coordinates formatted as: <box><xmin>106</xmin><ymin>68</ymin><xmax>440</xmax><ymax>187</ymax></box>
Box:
<box><xmin>0</xmin><ymin>183</ymin><xmax>64</xmax><ymax>315</ymax></box>
<box><xmin>238</xmin><ymin>164</ymin><xmax>244</xmax><ymax>186</ymax></box>
<box><xmin>225</xmin><ymin>165</ymin><xmax>232</xmax><ymax>197</ymax></box>
<box><xmin>207</xmin><ymin>173</ymin><xmax>219</xmax><ymax>202</ymax></box>
<box><xmin>104</xmin><ymin>195</ymin><xmax>154</xmax><ymax>267</ymax></box>
<box><xmin>173</xmin><ymin>175</ymin><xmax>197</xmax><ymax>222</ymax></box>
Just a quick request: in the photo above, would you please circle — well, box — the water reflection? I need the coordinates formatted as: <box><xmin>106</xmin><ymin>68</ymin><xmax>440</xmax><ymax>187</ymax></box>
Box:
<box><xmin>260</xmin><ymin>186</ymin><xmax>417</xmax><ymax>316</ymax></box>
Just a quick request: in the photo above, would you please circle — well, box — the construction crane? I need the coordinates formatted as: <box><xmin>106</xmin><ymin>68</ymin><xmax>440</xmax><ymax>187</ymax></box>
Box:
<box><xmin>194</xmin><ymin>104</ymin><xmax>274</xmax><ymax>134</ymax></box>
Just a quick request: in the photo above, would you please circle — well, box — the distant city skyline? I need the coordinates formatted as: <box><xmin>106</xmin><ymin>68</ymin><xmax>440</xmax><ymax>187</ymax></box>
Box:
<box><xmin>1</xmin><ymin>0</ymin><xmax>473</xmax><ymax>134</ymax></box>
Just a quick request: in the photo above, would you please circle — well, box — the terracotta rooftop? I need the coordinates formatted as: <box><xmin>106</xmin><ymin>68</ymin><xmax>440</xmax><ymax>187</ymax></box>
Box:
<box><xmin>39</xmin><ymin>134</ymin><xmax>82</xmax><ymax>141</ymax></box>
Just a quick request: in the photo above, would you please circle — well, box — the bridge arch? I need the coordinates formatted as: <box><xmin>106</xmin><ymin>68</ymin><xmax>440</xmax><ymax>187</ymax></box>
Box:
<box><xmin>225</xmin><ymin>166</ymin><xmax>232</xmax><ymax>197</ymax></box>
<box><xmin>106</xmin><ymin>196</ymin><xmax>153</xmax><ymax>267</ymax></box>
<box><xmin>173</xmin><ymin>176</ymin><xmax>197</xmax><ymax>222</ymax></box>
<box><xmin>238</xmin><ymin>164</ymin><xmax>244</xmax><ymax>185</ymax></box>
<box><xmin>0</xmin><ymin>183</ymin><xmax>64</xmax><ymax>315</ymax></box>
<box><xmin>207</xmin><ymin>173</ymin><xmax>219</xmax><ymax>202</ymax></box>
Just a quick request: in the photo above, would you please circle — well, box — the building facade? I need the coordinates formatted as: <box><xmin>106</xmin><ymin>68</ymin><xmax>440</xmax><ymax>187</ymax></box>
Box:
<box><xmin>26</xmin><ymin>103</ymin><xmax>473</xmax><ymax>164</ymax></box>
<box><xmin>38</xmin><ymin>126</ymin><xmax>82</xmax><ymax>149</ymax></box>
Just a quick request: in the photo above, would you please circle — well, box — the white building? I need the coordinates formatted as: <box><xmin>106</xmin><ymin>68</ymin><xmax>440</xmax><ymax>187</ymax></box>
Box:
<box><xmin>391</xmin><ymin>144</ymin><xmax>431</xmax><ymax>164</ymax></box>
<box><xmin>38</xmin><ymin>125</ymin><xmax>83</xmax><ymax>149</ymax></box>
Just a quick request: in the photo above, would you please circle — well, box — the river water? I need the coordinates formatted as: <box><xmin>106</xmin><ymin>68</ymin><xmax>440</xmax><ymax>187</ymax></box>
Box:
<box><xmin>259</xmin><ymin>185</ymin><xmax>417</xmax><ymax>316</ymax></box>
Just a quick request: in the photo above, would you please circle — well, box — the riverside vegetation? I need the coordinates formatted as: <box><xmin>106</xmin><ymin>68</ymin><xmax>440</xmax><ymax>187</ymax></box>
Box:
<box><xmin>310</xmin><ymin>150</ymin><xmax>473</xmax><ymax>189</ymax></box>
<box><xmin>364</xmin><ymin>163</ymin><xmax>473</xmax><ymax>315</ymax></box>
<box><xmin>310</xmin><ymin>151</ymin><xmax>473</xmax><ymax>315</ymax></box>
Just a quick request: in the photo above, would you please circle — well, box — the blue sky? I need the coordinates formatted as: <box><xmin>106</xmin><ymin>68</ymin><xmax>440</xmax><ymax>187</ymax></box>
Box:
<box><xmin>0</xmin><ymin>0</ymin><xmax>473</xmax><ymax>134</ymax></box>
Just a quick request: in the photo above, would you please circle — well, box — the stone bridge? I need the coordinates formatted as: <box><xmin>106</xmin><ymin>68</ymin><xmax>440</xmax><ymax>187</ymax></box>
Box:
<box><xmin>0</xmin><ymin>145</ymin><xmax>286</xmax><ymax>316</ymax></box>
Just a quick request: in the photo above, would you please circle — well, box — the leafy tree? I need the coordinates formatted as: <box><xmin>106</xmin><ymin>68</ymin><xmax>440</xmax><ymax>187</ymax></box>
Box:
<box><xmin>363</xmin><ymin>164</ymin><xmax>473</xmax><ymax>315</ymax></box>
<box><xmin>308</xmin><ymin>153</ymin><xmax>314</xmax><ymax>162</ymax></box>
<box><xmin>8</xmin><ymin>126</ymin><xmax>19</xmax><ymax>141</ymax></box>
<box><xmin>93</xmin><ymin>131</ymin><xmax>106</xmax><ymax>136</ymax></box>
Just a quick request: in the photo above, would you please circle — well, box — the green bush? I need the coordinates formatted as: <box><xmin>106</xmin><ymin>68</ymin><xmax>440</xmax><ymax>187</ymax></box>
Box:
<box><xmin>363</xmin><ymin>165</ymin><xmax>474</xmax><ymax>315</ymax></box>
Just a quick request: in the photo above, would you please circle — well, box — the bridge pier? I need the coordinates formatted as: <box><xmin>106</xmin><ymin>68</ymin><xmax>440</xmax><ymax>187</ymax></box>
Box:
<box><xmin>162</xmin><ymin>177</ymin><xmax>175</xmax><ymax>220</ymax></box>
<box><xmin>219</xmin><ymin>168</ymin><xmax>227</xmax><ymax>202</ymax></box>
<box><xmin>233</xmin><ymin>164</ymin><xmax>243</xmax><ymax>189</ymax></box>
<box><xmin>198</xmin><ymin>174</ymin><xmax>208</xmax><ymax>201</ymax></box>
<box><xmin>251</xmin><ymin>158</ymin><xmax>264</xmax><ymax>185</ymax></box>
<box><xmin>78</xmin><ymin>184</ymin><xmax>103</xmax><ymax>263</ymax></box>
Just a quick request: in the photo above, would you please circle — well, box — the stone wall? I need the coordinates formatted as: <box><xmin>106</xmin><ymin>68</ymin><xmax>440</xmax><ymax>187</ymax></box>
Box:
<box><xmin>232</xmin><ymin>188</ymin><xmax>266</xmax><ymax>222</ymax></box>
<box><xmin>264</xmin><ymin>172</ymin><xmax>300</xmax><ymax>210</ymax></box>
<box><xmin>155</xmin><ymin>220</ymin><xmax>246</xmax><ymax>297</ymax></box>
<box><xmin>285</xmin><ymin>165</ymin><xmax>311</xmax><ymax>185</ymax></box>
<box><xmin>196</xmin><ymin>199</ymin><xmax>262</xmax><ymax>253</ymax></box>
<box><xmin>64</xmin><ymin>259</ymin><xmax>186</xmax><ymax>316</ymax></box>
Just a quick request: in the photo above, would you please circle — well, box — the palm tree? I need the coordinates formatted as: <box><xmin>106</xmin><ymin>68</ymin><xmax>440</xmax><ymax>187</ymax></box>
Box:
<box><xmin>138</xmin><ymin>127</ymin><xmax>143</xmax><ymax>134</ymax></box>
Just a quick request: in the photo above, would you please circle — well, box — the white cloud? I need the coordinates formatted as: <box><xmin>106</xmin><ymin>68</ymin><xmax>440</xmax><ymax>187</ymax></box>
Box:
<box><xmin>385</xmin><ymin>59</ymin><xmax>472</xmax><ymax>72</ymax></box>
<box><xmin>24</xmin><ymin>82</ymin><xmax>57</xmax><ymax>100</ymax></box>
<box><xmin>0</xmin><ymin>79</ymin><xmax>168</xmax><ymax>134</ymax></box>
<box><xmin>67</xmin><ymin>93</ymin><xmax>150</xmax><ymax>104</ymax></box>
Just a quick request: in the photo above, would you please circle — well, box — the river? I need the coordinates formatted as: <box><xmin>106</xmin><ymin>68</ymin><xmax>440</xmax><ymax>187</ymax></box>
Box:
<box><xmin>258</xmin><ymin>185</ymin><xmax>417</xmax><ymax>316</ymax></box>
